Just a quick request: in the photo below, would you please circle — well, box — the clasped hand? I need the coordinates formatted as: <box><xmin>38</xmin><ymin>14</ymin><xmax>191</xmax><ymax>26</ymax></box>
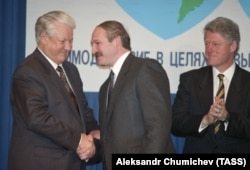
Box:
<box><xmin>76</xmin><ymin>133</ymin><xmax>96</xmax><ymax>160</ymax></box>
<box><xmin>202</xmin><ymin>97</ymin><xmax>228</xmax><ymax>126</ymax></box>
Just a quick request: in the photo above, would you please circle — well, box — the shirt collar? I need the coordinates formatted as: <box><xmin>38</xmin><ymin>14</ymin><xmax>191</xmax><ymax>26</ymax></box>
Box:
<box><xmin>37</xmin><ymin>47</ymin><xmax>59</xmax><ymax>70</ymax></box>
<box><xmin>213</xmin><ymin>63</ymin><xmax>235</xmax><ymax>81</ymax></box>
<box><xmin>111</xmin><ymin>51</ymin><xmax>130</xmax><ymax>75</ymax></box>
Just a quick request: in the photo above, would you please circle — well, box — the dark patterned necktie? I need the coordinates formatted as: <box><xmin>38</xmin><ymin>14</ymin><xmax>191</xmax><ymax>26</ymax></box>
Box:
<box><xmin>107</xmin><ymin>70</ymin><xmax>114</xmax><ymax>107</ymax></box>
<box><xmin>214</xmin><ymin>74</ymin><xmax>224</xmax><ymax>134</ymax></box>
<box><xmin>57</xmin><ymin>66</ymin><xmax>79</xmax><ymax>112</ymax></box>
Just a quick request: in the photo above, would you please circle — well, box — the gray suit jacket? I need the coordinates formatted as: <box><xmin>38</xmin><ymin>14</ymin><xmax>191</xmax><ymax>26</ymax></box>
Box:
<box><xmin>8</xmin><ymin>49</ymin><xmax>99</xmax><ymax>170</ymax></box>
<box><xmin>99</xmin><ymin>54</ymin><xmax>175</xmax><ymax>170</ymax></box>
<box><xmin>172</xmin><ymin>65</ymin><xmax>250</xmax><ymax>153</ymax></box>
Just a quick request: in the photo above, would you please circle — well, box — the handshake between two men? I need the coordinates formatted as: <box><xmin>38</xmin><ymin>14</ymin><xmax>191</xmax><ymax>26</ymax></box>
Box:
<box><xmin>76</xmin><ymin>130</ymin><xmax>100</xmax><ymax>161</ymax></box>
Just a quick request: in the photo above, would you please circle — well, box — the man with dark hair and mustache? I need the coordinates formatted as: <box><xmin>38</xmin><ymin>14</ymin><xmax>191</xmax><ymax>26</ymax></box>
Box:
<box><xmin>90</xmin><ymin>20</ymin><xmax>175</xmax><ymax>170</ymax></box>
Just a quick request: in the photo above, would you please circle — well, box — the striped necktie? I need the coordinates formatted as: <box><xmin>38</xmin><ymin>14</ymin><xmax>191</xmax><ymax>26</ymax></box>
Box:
<box><xmin>214</xmin><ymin>74</ymin><xmax>224</xmax><ymax>134</ymax></box>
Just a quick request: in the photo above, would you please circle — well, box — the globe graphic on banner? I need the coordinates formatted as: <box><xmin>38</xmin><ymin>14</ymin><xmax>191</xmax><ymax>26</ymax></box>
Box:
<box><xmin>116</xmin><ymin>0</ymin><xmax>250</xmax><ymax>40</ymax></box>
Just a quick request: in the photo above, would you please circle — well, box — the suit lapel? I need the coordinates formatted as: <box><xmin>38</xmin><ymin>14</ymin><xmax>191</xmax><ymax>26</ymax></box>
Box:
<box><xmin>226</xmin><ymin>65</ymin><xmax>242</xmax><ymax>108</ymax></box>
<box><xmin>100</xmin><ymin>78</ymin><xmax>110</xmax><ymax>126</ymax></box>
<box><xmin>105</xmin><ymin>54</ymin><xmax>134</xmax><ymax>125</ymax></box>
<box><xmin>35</xmin><ymin>50</ymin><xmax>67</xmax><ymax>99</ymax></box>
<box><xmin>199</xmin><ymin>67</ymin><xmax>214</xmax><ymax>108</ymax></box>
<box><xmin>49</xmin><ymin>70</ymin><xmax>76</xmax><ymax>112</ymax></box>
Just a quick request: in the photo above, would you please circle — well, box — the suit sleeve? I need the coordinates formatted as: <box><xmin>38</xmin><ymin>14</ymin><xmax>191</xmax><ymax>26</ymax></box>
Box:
<box><xmin>171</xmin><ymin>72</ymin><xmax>207</xmax><ymax>136</ymax></box>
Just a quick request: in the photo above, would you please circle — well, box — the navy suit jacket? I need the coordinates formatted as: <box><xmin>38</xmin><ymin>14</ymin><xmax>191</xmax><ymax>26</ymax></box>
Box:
<box><xmin>98</xmin><ymin>54</ymin><xmax>175</xmax><ymax>170</ymax></box>
<box><xmin>8</xmin><ymin>49</ymin><xmax>100</xmax><ymax>170</ymax></box>
<box><xmin>172</xmin><ymin>65</ymin><xmax>250</xmax><ymax>153</ymax></box>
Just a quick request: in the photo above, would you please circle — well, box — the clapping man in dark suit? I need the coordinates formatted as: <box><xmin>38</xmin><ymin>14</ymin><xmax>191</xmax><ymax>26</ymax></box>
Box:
<box><xmin>172</xmin><ymin>17</ymin><xmax>250</xmax><ymax>153</ymax></box>
<box><xmin>8</xmin><ymin>11</ymin><xmax>100</xmax><ymax>170</ymax></box>
<box><xmin>91</xmin><ymin>20</ymin><xmax>175</xmax><ymax>170</ymax></box>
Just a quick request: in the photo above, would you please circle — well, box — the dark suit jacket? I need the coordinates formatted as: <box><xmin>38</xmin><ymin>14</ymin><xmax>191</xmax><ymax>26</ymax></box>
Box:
<box><xmin>8</xmin><ymin>49</ymin><xmax>100</xmax><ymax>170</ymax></box>
<box><xmin>99</xmin><ymin>54</ymin><xmax>175</xmax><ymax>170</ymax></box>
<box><xmin>172</xmin><ymin>65</ymin><xmax>250</xmax><ymax>153</ymax></box>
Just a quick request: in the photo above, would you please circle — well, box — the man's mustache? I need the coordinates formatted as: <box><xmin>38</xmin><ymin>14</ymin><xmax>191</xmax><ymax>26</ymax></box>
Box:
<box><xmin>93</xmin><ymin>52</ymin><xmax>102</xmax><ymax>57</ymax></box>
